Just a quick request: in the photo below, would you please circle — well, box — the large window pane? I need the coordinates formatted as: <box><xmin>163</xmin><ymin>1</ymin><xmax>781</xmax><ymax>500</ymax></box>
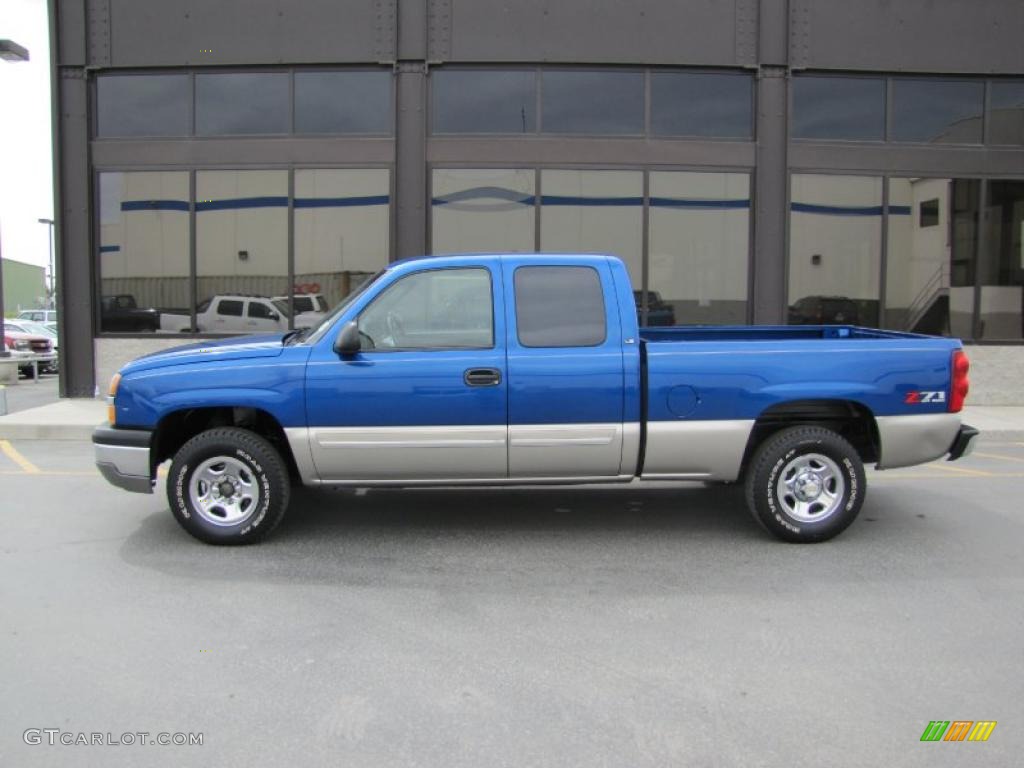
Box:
<box><xmin>792</xmin><ymin>76</ymin><xmax>885</xmax><ymax>141</ymax></box>
<box><xmin>432</xmin><ymin>169</ymin><xmax>536</xmax><ymax>253</ymax></box>
<box><xmin>541</xmin><ymin>71</ymin><xmax>643</xmax><ymax>135</ymax></box>
<box><xmin>295</xmin><ymin>71</ymin><xmax>391</xmax><ymax>134</ymax></box>
<box><xmin>196</xmin><ymin>73</ymin><xmax>289</xmax><ymax>135</ymax></box>
<box><xmin>432</xmin><ymin>70</ymin><xmax>536</xmax><ymax>134</ymax></box>
<box><xmin>96</xmin><ymin>75</ymin><xmax>190</xmax><ymax>138</ymax></box>
<box><xmin>884</xmin><ymin>178</ymin><xmax>980</xmax><ymax>338</ymax></box>
<box><xmin>788</xmin><ymin>175</ymin><xmax>882</xmax><ymax>327</ymax></box>
<box><xmin>649</xmin><ymin>172</ymin><xmax>750</xmax><ymax>325</ymax></box>
<box><xmin>650</xmin><ymin>72</ymin><xmax>753</xmax><ymax>138</ymax></box>
<box><xmin>979</xmin><ymin>180</ymin><xmax>1024</xmax><ymax>340</ymax></box>
<box><xmin>514</xmin><ymin>266</ymin><xmax>606</xmax><ymax>348</ymax></box>
<box><xmin>540</xmin><ymin>170</ymin><xmax>643</xmax><ymax>298</ymax></box>
<box><xmin>98</xmin><ymin>172</ymin><xmax>191</xmax><ymax>333</ymax></box>
<box><xmin>989</xmin><ymin>81</ymin><xmax>1024</xmax><ymax>146</ymax></box>
<box><xmin>196</xmin><ymin>171</ymin><xmax>289</xmax><ymax>333</ymax></box>
<box><xmin>295</xmin><ymin>169</ymin><xmax>391</xmax><ymax>314</ymax></box>
<box><xmin>892</xmin><ymin>79</ymin><xmax>983</xmax><ymax>144</ymax></box>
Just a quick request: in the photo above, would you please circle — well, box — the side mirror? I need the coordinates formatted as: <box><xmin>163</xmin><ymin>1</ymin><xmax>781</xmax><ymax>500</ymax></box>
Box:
<box><xmin>268</xmin><ymin>312</ymin><xmax>280</xmax><ymax>322</ymax></box>
<box><xmin>334</xmin><ymin>321</ymin><xmax>361</xmax><ymax>355</ymax></box>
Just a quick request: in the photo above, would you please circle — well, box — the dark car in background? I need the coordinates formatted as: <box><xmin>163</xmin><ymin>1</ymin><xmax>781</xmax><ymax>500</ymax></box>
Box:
<box><xmin>101</xmin><ymin>294</ymin><xmax>162</xmax><ymax>332</ymax></box>
<box><xmin>788</xmin><ymin>296</ymin><xmax>861</xmax><ymax>326</ymax></box>
<box><xmin>633</xmin><ymin>290</ymin><xmax>676</xmax><ymax>327</ymax></box>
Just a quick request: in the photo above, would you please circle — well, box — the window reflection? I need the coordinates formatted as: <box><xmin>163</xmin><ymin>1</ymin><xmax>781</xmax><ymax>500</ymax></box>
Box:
<box><xmin>432</xmin><ymin>169</ymin><xmax>536</xmax><ymax>253</ymax></box>
<box><xmin>294</xmin><ymin>169</ymin><xmax>391</xmax><ymax>316</ymax></box>
<box><xmin>883</xmin><ymin>178</ymin><xmax>980</xmax><ymax>337</ymax></box>
<box><xmin>432</xmin><ymin>70</ymin><xmax>536</xmax><ymax>134</ymax></box>
<box><xmin>989</xmin><ymin>81</ymin><xmax>1024</xmax><ymax>146</ymax></box>
<box><xmin>97</xmin><ymin>75</ymin><xmax>190</xmax><ymax>138</ymax></box>
<box><xmin>539</xmin><ymin>170</ymin><xmax>643</xmax><ymax>295</ymax></box>
<box><xmin>195</xmin><ymin>73</ymin><xmax>290</xmax><ymax>135</ymax></box>
<box><xmin>979</xmin><ymin>180</ymin><xmax>1024</xmax><ymax>340</ymax></box>
<box><xmin>97</xmin><ymin>172</ymin><xmax>191</xmax><ymax>333</ymax></box>
<box><xmin>294</xmin><ymin>71</ymin><xmax>392</xmax><ymax>134</ymax></box>
<box><xmin>650</xmin><ymin>72</ymin><xmax>752</xmax><ymax>138</ymax></box>
<box><xmin>541</xmin><ymin>71</ymin><xmax>643</xmax><ymax>135</ymax></box>
<box><xmin>195</xmin><ymin>170</ymin><xmax>289</xmax><ymax>333</ymax></box>
<box><xmin>892</xmin><ymin>79</ymin><xmax>983</xmax><ymax>144</ymax></box>
<box><xmin>792</xmin><ymin>76</ymin><xmax>885</xmax><ymax>141</ymax></box>
<box><xmin>788</xmin><ymin>175</ymin><xmax>882</xmax><ymax>327</ymax></box>
<box><xmin>648</xmin><ymin>172</ymin><xmax>750</xmax><ymax>324</ymax></box>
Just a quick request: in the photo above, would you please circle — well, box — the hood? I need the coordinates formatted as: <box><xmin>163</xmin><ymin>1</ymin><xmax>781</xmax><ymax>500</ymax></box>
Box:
<box><xmin>120</xmin><ymin>333</ymin><xmax>286</xmax><ymax>374</ymax></box>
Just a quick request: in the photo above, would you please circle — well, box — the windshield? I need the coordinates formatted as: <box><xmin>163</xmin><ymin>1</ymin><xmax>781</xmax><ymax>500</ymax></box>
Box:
<box><xmin>17</xmin><ymin>321</ymin><xmax>56</xmax><ymax>337</ymax></box>
<box><xmin>271</xmin><ymin>299</ymin><xmax>291</xmax><ymax>318</ymax></box>
<box><xmin>300</xmin><ymin>270</ymin><xmax>386</xmax><ymax>345</ymax></box>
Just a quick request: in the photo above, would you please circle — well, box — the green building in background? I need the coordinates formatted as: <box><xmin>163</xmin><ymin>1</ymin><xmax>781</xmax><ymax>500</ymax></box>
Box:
<box><xmin>2</xmin><ymin>258</ymin><xmax>46</xmax><ymax>317</ymax></box>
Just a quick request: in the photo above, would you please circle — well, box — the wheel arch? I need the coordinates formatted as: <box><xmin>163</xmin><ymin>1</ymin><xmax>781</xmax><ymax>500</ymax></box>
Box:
<box><xmin>152</xmin><ymin>406</ymin><xmax>300</xmax><ymax>481</ymax></box>
<box><xmin>740</xmin><ymin>399</ymin><xmax>879</xmax><ymax>476</ymax></box>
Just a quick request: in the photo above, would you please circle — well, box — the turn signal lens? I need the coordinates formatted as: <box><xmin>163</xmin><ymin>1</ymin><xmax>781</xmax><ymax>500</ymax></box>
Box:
<box><xmin>949</xmin><ymin>350</ymin><xmax>970</xmax><ymax>413</ymax></box>
<box><xmin>107</xmin><ymin>373</ymin><xmax>121</xmax><ymax>425</ymax></box>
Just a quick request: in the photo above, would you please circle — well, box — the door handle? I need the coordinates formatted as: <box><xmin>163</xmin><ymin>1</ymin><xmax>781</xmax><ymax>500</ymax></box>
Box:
<box><xmin>464</xmin><ymin>367</ymin><xmax>501</xmax><ymax>387</ymax></box>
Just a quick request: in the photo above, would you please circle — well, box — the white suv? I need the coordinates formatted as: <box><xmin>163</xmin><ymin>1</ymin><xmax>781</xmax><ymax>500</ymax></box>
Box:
<box><xmin>192</xmin><ymin>296</ymin><xmax>291</xmax><ymax>333</ymax></box>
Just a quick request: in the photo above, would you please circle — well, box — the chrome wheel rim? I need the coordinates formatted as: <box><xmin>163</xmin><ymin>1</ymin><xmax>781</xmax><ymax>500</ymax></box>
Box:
<box><xmin>776</xmin><ymin>452</ymin><xmax>845</xmax><ymax>523</ymax></box>
<box><xmin>189</xmin><ymin>456</ymin><xmax>260</xmax><ymax>526</ymax></box>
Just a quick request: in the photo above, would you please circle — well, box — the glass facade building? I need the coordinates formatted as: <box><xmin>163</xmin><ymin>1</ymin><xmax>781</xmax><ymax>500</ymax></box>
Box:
<box><xmin>50</xmin><ymin>0</ymin><xmax>1024</xmax><ymax>394</ymax></box>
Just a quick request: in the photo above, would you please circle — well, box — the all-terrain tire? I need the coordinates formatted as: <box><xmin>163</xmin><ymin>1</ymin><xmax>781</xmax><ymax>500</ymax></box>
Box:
<box><xmin>744</xmin><ymin>426</ymin><xmax>865</xmax><ymax>543</ymax></box>
<box><xmin>167</xmin><ymin>427</ymin><xmax>290</xmax><ymax>545</ymax></box>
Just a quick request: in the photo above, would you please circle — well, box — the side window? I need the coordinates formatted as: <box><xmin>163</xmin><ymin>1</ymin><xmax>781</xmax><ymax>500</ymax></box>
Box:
<box><xmin>217</xmin><ymin>299</ymin><xmax>243</xmax><ymax>317</ymax></box>
<box><xmin>248</xmin><ymin>301</ymin><xmax>276</xmax><ymax>319</ymax></box>
<box><xmin>514</xmin><ymin>266</ymin><xmax>607</xmax><ymax>347</ymax></box>
<box><xmin>358</xmin><ymin>267</ymin><xmax>493</xmax><ymax>350</ymax></box>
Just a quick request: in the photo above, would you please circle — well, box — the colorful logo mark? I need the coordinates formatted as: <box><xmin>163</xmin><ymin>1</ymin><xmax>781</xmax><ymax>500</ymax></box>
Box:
<box><xmin>920</xmin><ymin>721</ymin><xmax>997</xmax><ymax>742</ymax></box>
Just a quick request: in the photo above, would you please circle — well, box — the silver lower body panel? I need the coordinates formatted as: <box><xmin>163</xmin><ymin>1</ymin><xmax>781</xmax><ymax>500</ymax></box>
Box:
<box><xmin>641</xmin><ymin>419</ymin><xmax>755</xmax><ymax>481</ymax></box>
<box><xmin>875</xmin><ymin>413</ymin><xmax>962</xmax><ymax>469</ymax></box>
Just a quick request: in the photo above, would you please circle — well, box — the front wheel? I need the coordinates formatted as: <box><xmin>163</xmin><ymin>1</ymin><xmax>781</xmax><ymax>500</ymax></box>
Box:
<box><xmin>744</xmin><ymin>426</ymin><xmax>865</xmax><ymax>543</ymax></box>
<box><xmin>167</xmin><ymin>427</ymin><xmax>290</xmax><ymax>545</ymax></box>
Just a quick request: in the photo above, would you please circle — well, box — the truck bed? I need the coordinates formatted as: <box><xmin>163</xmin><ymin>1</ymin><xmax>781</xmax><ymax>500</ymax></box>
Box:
<box><xmin>640</xmin><ymin>324</ymin><xmax>925</xmax><ymax>343</ymax></box>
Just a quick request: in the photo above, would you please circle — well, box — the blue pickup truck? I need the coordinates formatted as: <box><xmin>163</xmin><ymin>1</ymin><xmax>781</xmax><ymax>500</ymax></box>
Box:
<box><xmin>94</xmin><ymin>253</ymin><xmax>977</xmax><ymax>545</ymax></box>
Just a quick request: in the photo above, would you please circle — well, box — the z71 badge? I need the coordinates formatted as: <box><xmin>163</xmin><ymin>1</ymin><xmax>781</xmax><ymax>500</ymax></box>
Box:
<box><xmin>905</xmin><ymin>390</ymin><xmax>946</xmax><ymax>404</ymax></box>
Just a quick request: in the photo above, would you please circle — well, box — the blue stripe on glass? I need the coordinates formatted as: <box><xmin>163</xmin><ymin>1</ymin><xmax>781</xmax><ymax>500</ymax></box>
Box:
<box><xmin>294</xmin><ymin>195</ymin><xmax>389</xmax><ymax>208</ymax></box>
<box><xmin>432</xmin><ymin>186</ymin><xmax>752</xmax><ymax>209</ymax></box>
<box><xmin>791</xmin><ymin>202</ymin><xmax>885</xmax><ymax>216</ymax></box>
<box><xmin>889</xmin><ymin>205</ymin><xmax>912</xmax><ymax>215</ymax></box>
<box><xmin>196</xmin><ymin>196</ymin><xmax>288</xmax><ymax>212</ymax></box>
<box><xmin>649</xmin><ymin>197</ymin><xmax>750</xmax><ymax>209</ymax></box>
<box><xmin>120</xmin><ymin>200</ymin><xmax>190</xmax><ymax>212</ymax></box>
<box><xmin>99</xmin><ymin>244</ymin><xmax>121</xmax><ymax>253</ymax></box>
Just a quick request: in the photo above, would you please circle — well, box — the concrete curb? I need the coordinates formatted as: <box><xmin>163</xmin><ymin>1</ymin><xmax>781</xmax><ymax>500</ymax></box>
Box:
<box><xmin>0</xmin><ymin>398</ymin><xmax>106</xmax><ymax>440</ymax></box>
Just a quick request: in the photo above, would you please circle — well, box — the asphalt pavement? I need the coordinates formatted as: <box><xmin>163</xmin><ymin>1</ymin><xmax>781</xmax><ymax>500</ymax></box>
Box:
<box><xmin>1</xmin><ymin>437</ymin><xmax>1022</xmax><ymax>767</ymax></box>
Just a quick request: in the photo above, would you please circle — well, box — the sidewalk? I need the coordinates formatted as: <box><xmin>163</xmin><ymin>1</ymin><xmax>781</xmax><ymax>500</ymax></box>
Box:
<box><xmin>0</xmin><ymin>397</ymin><xmax>1022</xmax><ymax>441</ymax></box>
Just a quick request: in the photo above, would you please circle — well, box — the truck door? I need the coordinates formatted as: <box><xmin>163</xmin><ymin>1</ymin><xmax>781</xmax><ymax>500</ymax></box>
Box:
<box><xmin>502</xmin><ymin>259</ymin><xmax>626</xmax><ymax>478</ymax></box>
<box><xmin>304</xmin><ymin>262</ymin><xmax>508</xmax><ymax>481</ymax></box>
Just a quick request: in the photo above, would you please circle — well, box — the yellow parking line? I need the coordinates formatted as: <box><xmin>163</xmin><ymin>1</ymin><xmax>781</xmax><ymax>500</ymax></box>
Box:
<box><xmin>0</xmin><ymin>440</ymin><xmax>41</xmax><ymax>474</ymax></box>
<box><xmin>973</xmin><ymin>451</ymin><xmax>1024</xmax><ymax>464</ymax></box>
<box><xmin>0</xmin><ymin>470</ymin><xmax>97</xmax><ymax>477</ymax></box>
<box><xmin>923</xmin><ymin>462</ymin><xmax>995</xmax><ymax>477</ymax></box>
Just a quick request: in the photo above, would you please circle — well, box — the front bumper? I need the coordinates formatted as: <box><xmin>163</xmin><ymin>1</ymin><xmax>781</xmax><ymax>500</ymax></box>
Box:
<box><xmin>93</xmin><ymin>426</ymin><xmax>154</xmax><ymax>494</ymax></box>
<box><xmin>947</xmin><ymin>424</ymin><xmax>979</xmax><ymax>462</ymax></box>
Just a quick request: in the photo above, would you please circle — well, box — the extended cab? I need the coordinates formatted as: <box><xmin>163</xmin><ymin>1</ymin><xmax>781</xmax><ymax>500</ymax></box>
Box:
<box><xmin>94</xmin><ymin>254</ymin><xmax>977</xmax><ymax>545</ymax></box>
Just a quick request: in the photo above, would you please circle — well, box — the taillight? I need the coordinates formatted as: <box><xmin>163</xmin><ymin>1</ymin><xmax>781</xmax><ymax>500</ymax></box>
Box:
<box><xmin>949</xmin><ymin>350</ymin><xmax>970</xmax><ymax>413</ymax></box>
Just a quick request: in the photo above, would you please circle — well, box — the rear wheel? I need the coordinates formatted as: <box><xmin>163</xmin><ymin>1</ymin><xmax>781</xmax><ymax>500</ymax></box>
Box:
<box><xmin>744</xmin><ymin>426</ymin><xmax>865</xmax><ymax>543</ymax></box>
<box><xmin>167</xmin><ymin>427</ymin><xmax>290</xmax><ymax>545</ymax></box>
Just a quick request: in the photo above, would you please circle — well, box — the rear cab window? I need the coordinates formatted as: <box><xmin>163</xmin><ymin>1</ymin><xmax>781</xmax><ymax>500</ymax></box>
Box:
<box><xmin>513</xmin><ymin>266</ymin><xmax>607</xmax><ymax>347</ymax></box>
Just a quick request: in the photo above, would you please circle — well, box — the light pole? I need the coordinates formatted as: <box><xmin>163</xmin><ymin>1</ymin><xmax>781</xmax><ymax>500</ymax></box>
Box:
<box><xmin>38</xmin><ymin>218</ymin><xmax>55</xmax><ymax>306</ymax></box>
<box><xmin>0</xmin><ymin>39</ymin><xmax>30</xmax><ymax>359</ymax></box>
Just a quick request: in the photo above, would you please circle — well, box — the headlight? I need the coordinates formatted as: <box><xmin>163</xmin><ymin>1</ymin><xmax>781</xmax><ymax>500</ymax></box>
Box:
<box><xmin>107</xmin><ymin>373</ymin><xmax>121</xmax><ymax>425</ymax></box>
<box><xmin>14</xmin><ymin>339</ymin><xmax>31</xmax><ymax>351</ymax></box>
